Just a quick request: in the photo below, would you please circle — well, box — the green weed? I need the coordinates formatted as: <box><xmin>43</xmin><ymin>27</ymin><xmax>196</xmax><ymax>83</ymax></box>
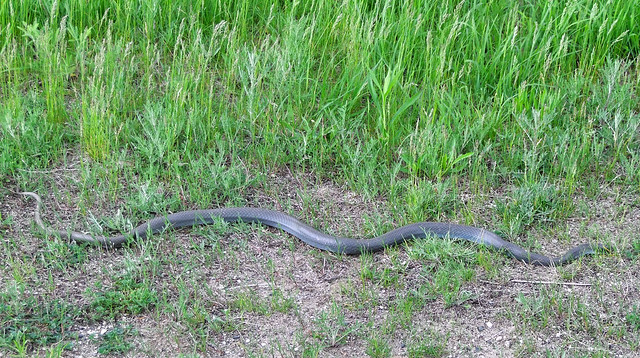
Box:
<box><xmin>38</xmin><ymin>240</ymin><xmax>88</xmax><ymax>270</ymax></box>
<box><xmin>365</xmin><ymin>336</ymin><xmax>392</xmax><ymax>358</ymax></box>
<box><xmin>311</xmin><ymin>302</ymin><xmax>358</xmax><ymax>347</ymax></box>
<box><xmin>497</xmin><ymin>181</ymin><xmax>572</xmax><ymax>237</ymax></box>
<box><xmin>97</xmin><ymin>326</ymin><xmax>136</xmax><ymax>355</ymax></box>
<box><xmin>627</xmin><ymin>305</ymin><xmax>640</xmax><ymax>331</ymax></box>
<box><xmin>0</xmin><ymin>291</ymin><xmax>78</xmax><ymax>353</ymax></box>
<box><xmin>88</xmin><ymin>276</ymin><xmax>157</xmax><ymax>319</ymax></box>
<box><xmin>407</xmin><ymin>330</ymin><xmax>447</xmax><ymax>358</ymax></box>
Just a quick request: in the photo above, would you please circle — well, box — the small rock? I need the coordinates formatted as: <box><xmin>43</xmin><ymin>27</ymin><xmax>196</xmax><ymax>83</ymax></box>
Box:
<box><xmin>477</xmin><ymin>325</ymin><xmax>484</xmax><ymax>332</ymax></box>
<box><xmin>486</xmin><ymin>322</ymin><xmax>493</xmax><ymax>328</ymax></box>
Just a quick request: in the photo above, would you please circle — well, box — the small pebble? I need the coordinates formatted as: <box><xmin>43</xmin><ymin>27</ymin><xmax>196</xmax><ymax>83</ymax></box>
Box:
<box><xmin>486</xmin><ymin>322</ymin><xmax>493</xmax><ymax>328</ymax></box>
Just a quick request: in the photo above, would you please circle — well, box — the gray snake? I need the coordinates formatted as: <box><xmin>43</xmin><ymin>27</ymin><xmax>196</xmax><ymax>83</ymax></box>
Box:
<box><xmin>20</xmin><ymin>192</ymin><xmax>609</xmax><ymax>266</ymax></box>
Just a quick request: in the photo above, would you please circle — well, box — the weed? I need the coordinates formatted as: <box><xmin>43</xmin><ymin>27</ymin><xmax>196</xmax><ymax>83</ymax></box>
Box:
<box><xmin>20</xmin><ymin>11</ymin><xmax>68</xmax><ymax>124</ymax></box>
<box><xmin>296</xmin><ymin>333</ymin><xmax>323</xmax><ymax>358</ymax></box>
<box><xmin>407</xmin><ymin>330</ymin><xmax>447</xmax><ymax>357</ymax></box>
<box><xmin>359</xmin><ymin>253</ymin><xmax>405</xmax><ymax>288</ymax></box>
<box><xmin>88</xmin><ymin>276</ymin><xmax>157</xmax><ymax>319</ymax></box>
<box><xmin>38</xmin><ymin>241</ymin><xmax>88</xmax><ymax>270</ymax></box>
<box><xmin>228</xmin><ymin>290</ymin><xmax>270</xmax><ymax>315</ymax></box>
<box><xmin>0</xmin><ymin>212</ymin><xmax>12</xmax><ymax>233</ymax></box>
<box><xmin>0</xmin><ymin>291</ymin><xmax>78</xmax><ymax>353</ymax></box>
<box><xmin>312</xmin><ymin>302</ymin><xmax>358</xmax><ymax>347</ymax></box>
<box><xmin>365</xmin><ymin>336</ymin><xmax>392</xmax><ymax>358</ymax></box>
<box><xmin>512</xmin><ymin>288</ymin><xmax>600</xmax><ymax>334</ymax></box>
<box><xmin>97</xmin><ymin>326</ymin><xmax>136</xmax><ymax>355</ymax></box>
<box><xmin>497</xmin><ymin>181</ymin><xmax>572</xmax><ymax>237</ymax></box>
<box><xmin>226</xmin><ymin>287</ymin><xmax>295</xmax><ymax>317</ymax></box>
<box><xmin>627</xmin><ymin>305</ymin><xmax>640</xmax><ymax>331</ymax></box>
<box><xmin>270</xmin><ymin>288</ymin><xmax>297</xmax><ymax>314</ymax></box>
<box><xmin>400</xmin><ymin>179</ymin><xmax>458</xmax><ymax>223</ymax></box>
<box><xmin>624</xmin><ymin>239</ymin><xmax>640</xmax><ymax>260</ymax></box>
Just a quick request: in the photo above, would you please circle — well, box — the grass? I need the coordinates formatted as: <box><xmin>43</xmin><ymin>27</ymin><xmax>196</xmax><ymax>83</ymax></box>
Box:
<box><xmin>88</xmin><ymin>275</ymin><xmax>158</xmax><ymax>319</ymax></box>
<box><xmin>0</xmin><ymin>288</ymin><xmax>79</xmax><ymax>354</ymax></box>
<box><xmin>96</xmin><ymin>326</ymin><xmax>136</xmax><ymax>355</ymax></box>
<box><xmin>1</xmin><ymin>0</ymin><xmax>639</xmax><ymax>356</ymax></box>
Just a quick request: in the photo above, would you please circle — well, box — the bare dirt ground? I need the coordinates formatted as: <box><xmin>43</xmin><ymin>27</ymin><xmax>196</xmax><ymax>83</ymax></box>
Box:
<box><xmin>2</xmin><ymin>165</ymin><xmax>640</xmax><ymax>358</ymax></box>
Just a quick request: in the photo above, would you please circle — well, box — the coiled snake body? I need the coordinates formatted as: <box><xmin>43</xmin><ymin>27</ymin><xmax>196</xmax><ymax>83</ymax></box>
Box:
<box><xmin>21</xmin><ymin>192</ymin><xmax>608</xmax><ymax>266</ymax></box>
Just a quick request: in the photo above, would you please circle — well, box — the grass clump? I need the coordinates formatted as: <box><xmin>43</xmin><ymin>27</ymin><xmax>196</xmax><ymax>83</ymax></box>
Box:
<box><xmin>627</xmin><ymin>305</ymin><xmax>640</xmax><ymax>331</ymax></box>
<box><xmin>407</xmin><ymin>330</ymin><xmax>447</xmax><ymax>358</ymax></box>
<box><xmin>365</xmin><ymin>336</ymin><xmax>392</xmax><ymax>358</ymax></box>
<box><xmin>311</xmin><ymin>302</ymin><xmax>358</xmax><ymax>348</ymax></box>
<box><xmin>227</xmin><ymin>288</ymin><xmax>296</xmax><ymax>316</ymax></box>
<box><xmin>497</xmin><ymin>181</ymin><xmax>573</xmax><ymax>236</ymax></box>
<box><xmin>88</xmin><ymin>276</ymin><xmax>157</xmax><ymax>319</ymax></box>
<box><xmin>38</xmin><ymin>241</ymin><xmax>88</xmax><ymax>270</ymax></box>
<box><xmin>0</xmin><ymin>291</ymin><xmax>78</xmax><ymax>354</ymax></box>
<box><xmin>97</xmin><ymin>326</ymin><xmax>137</xmax><ymax>355</ymax></box>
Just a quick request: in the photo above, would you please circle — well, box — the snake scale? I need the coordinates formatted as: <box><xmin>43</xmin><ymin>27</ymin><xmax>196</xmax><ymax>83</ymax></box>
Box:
<box><xmin>20</xmin><ymin>191</ymin><xmax>609</xmax><ymax>266</ymax></box>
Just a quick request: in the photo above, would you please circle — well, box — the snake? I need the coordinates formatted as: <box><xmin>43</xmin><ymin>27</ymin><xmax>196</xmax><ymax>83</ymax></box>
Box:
<box><xmin>20</xmin><ymin>191</ymin><xmax>609</xmax><ymax>266</ymax></box>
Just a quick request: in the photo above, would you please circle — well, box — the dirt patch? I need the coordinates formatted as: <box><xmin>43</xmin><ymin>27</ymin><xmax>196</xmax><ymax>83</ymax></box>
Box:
<box><xmin>2</xmin><ymin>166</ymin><xmax>639</xmax><ymax>357</ymax></box>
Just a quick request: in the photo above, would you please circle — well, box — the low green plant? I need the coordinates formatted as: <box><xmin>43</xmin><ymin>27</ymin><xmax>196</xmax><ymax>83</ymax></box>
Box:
<box><xmin>228</xmin><ymin>288</ymin><xmax>296</xmax><ymax>316</ymax></box>
<box><xmin>311</xmin><ymin>302</ymin><xmax>358</xmax><ymax>348</ymax></box>
<box><xmin>627</xmin><ymin>305</ymin><xmax>640</xmax><ymax>331</ymax></box>
<box><xmin>38</xmin><ymin>241</ymin><xmax>88</xmax><ymax>270</ymax></box>
<box><xmin>97</xmin><ymin>326</ymin><xmax>136</xmax><ymax>355</ymax></box>
<box><xmin>366</xmin><ymin>336</ymin><xmax>391</xmax><ymax>358</ymax></box>
<box><xmin>0</xmin><ymin>212</ymin><xmax>12</xmax><ymax>233</ymax></box>
<box><xmin>0</xmin><ymin>292</ymin><xmax>78</xmax><ymax>353</ymax></box>
<box><xmin>407</xmin><ymin>330</ymin><xmax>447</xmax><ymax>358</ymax></box>
<box><xmin>400</xmin><ymin>179</ymin><xmax>458</xmax><ymax>223</ymax></box>
<box><xmin>88</xmin><ymin>276</ymin><xmax>157</xmax><ymax>319</ymax></box>
<box><xmin>497</xmin><ymin>181</ymin><xmax>572</xmax><ymax>236</ymax></box>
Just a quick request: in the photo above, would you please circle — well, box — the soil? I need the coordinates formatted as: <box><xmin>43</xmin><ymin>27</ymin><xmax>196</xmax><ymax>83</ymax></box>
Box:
<box><xmin>2</xmin><ymin>166</ymin><xmax>639</xmax><ymax>358</ymax></box>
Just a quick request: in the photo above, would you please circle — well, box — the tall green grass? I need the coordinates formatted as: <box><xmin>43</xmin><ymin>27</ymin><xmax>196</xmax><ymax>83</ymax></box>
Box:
<box><xmin>1</xmin><ymin>0</ymin><xmax>639</xmax><ymax>193</ymax></box>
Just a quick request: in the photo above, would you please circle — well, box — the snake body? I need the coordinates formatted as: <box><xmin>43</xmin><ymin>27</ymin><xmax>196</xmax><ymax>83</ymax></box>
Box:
<box><xmin>20</xmin><ymin>192</ymin><xmax>608</xmax><ymax>266</ymax></box>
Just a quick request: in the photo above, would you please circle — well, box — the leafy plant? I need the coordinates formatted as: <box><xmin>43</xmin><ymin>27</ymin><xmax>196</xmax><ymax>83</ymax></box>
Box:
<box><xmin>0</xmin><ymin>293</ymin><xmax>78</xmax><ymax>353</ymax></box>
<box><xmin>97</xmin><ymin>326</ymin><xmax>136</xmax><ymax>355</ymax></box>
<box><xmin>88</xmin><ymin>276</ymin><xmax>157</xmax><ymax>319</ymax></box>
